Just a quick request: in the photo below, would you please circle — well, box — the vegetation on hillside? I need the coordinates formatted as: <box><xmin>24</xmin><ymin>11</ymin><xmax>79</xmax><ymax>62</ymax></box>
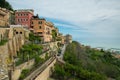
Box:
<box><xmin>18</xmin><ymin>33</ymin><xmax>51</xmax><ymax>80</ymax></box>
<box><xmin>15</xmin><ymin>43</ymin><xmax>43</xmax><ymax>66</ymax></box>
<box><xmin>52</xmin><ymin>30</ymin><xmax>57</xmax><ymax>41</ymax></box>
<box><xmin>0</xmin><ymin>0</ymin><xmax>13</xmax><ymax>10</ymax></box>
<box><xmin>15</xmin><ymin>33</ymin><xmax>43</xmax><ymax>65</ymax></box>
<box><xmin>29</xmin><ymin>33</ymin><xmax>41</xmax><ymax>44</ymax></box>
<box><xmin>0</xmin><ymin>39</ymin><xmax>8</xmax><ymax>46</ymax></box>
<box><xmin>52</xmin><ymin>41</ymin><xmax>120</xmax><ymax>80</ymax></box>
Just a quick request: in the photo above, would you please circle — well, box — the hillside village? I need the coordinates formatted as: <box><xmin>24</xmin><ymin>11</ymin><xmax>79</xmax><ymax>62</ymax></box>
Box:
<box><xmin>1</xmin><ymin>1</ymin><xmax>120</xmax><ymax>80</ymax></box>
<box><xmin>0</xmin><ymin>7</ymin><xmax>72</xmax><ymax>80</ymax></box>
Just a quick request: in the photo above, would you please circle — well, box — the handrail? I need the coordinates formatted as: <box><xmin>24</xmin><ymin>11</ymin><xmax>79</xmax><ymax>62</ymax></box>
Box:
<box><xmin>24</xmin><ymin>56</ymin><xmax>56</xmax><ymax>80</ymax></box>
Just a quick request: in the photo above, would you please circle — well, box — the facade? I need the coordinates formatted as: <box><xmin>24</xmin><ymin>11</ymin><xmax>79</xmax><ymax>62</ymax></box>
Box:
<box><xmin>65</xmin><ymin>34</ymin><xmax>72</xmax><ymax>44</ymax></box>
<box><xmin>0</xmin><ymin>25</ymin><xmax>30</xmax><ymax>42</ymax></box>
<box><xmin>31</xmin><ymin>15</ymin><xmax>54</xmax><ymax>42</ymax></box>
<box><xmin>10</xmin><ymin>25</ymin><xmax>30</xmax><ymax>39</ymax></box>
<box><xmin>61</xmin><ymin>35</ymin><xmax>65</xmax><ymax>44</ymax></box>
<box><xmin>15</xmin><ymin>9</ymin><xmax>34</xmax><ymax>28</ymax></box>
<box><xmin>0</xmin><ymin>7</ymin><xmax>14</xmax><ymax>27</ymax></box>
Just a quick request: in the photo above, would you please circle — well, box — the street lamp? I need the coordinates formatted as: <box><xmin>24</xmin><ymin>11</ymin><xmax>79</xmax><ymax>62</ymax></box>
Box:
<box><xmin>8</xmin><ymin>64</ymin><xmax>12</xmax><ymax>80</ymax></box>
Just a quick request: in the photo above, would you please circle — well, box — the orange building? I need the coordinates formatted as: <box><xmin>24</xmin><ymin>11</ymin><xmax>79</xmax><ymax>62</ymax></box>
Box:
<box><xmin>31</xmin><ymin>15</ymin><xmax>54</xmax><ymax>42</ymax></box>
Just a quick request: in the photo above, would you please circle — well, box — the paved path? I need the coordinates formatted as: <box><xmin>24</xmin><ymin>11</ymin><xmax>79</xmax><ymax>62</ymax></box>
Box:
<box><xmin>57</xmin><ymin>44</ymin><xmax>67</xmax><ymax>63</ymax></box>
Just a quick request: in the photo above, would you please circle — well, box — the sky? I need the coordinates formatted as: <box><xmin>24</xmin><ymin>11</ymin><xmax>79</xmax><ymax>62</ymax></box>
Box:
<box><xmin>7</xmin><ymin>0</ymin><xmax>120</xmax><ymax>49</ymax></box>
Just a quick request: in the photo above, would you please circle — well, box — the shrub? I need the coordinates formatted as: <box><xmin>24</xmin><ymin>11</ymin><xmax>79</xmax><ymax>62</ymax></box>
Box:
<box><xmin>19</xmin><ymin>69</ymin><xmax>30</xmax><ymax>80</ymax></box>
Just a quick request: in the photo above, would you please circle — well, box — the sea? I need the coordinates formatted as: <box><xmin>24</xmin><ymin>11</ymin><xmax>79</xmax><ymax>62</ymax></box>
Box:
<box><xmin>76</xmin><ymin>38</ymin><xmax>120</xmax><ymax>50</ymax></box>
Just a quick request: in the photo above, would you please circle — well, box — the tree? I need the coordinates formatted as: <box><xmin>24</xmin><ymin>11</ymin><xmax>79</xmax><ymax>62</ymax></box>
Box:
<box><xmin>54</xmin><ymin>64</ymin><xmax>65</xmax><ymax>79</ymax></box>
<box><xmin>31</xmin><ymin>44</ymin><xmax>43</xmax><ymax>55</ymax></box>
<box><xmin>19</xmin><ymin>69</ymin><xmax>30</xmax><ymax>80</ymax></box>
<box><xmin>52</xmin><ymin>30</ymin><xmax>57</xmax><ymax>41</ymax></box>
<box><xmin>29</xmin><ymin>33</ymin><xmax>41</xmax><ymax>44</ymax></box>
<box><xmin>34</xmin><ymin>55</ymin><xmax>44</xmax><ymax>67</ymax></box>
<box><xmin>0</xmin><ymin>0</ymin><xmax>13</xmax><ymax>11</ymax></box>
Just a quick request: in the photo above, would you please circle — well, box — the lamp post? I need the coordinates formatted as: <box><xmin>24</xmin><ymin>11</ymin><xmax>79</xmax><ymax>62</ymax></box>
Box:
<box><xmin>8</xmin><ymin>56</ymin><xmax>15</xmax><ymax>80</ymax></box>
<box><xmin>8</xmin><ymin>64</ymin><xmax>12</xmax><ymax>80</ymax></box>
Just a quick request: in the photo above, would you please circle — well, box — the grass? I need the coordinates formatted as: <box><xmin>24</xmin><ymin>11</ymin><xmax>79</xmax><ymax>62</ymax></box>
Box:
<box><xmin>0</xmin><ymin>39</ymin><xmax>8</xmax><ymax>46</ymax></box>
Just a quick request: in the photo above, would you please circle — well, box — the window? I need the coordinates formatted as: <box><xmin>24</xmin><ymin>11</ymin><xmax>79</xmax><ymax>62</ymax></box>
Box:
<box><xmin>31</xmin><ymin>21</ymin><xmax>33</xmax><ymax>24</ymax></box>
<box><xmin>38</xmin><ymin>32</ymin><xmax>42</xmax><ymax>34</ymax></box>
<box><xmin>48</xmin><ymin>31</ymin><xmax>50</xmax><ymax>34</ymax></box>
<box><xmin>39</xmin><ymin>21</ymin><xmax>42</xmax><ymax>24</ymax></box>
<box><xmin>39</xmin><ymin>26</ymin><xmax>41</xmax><ymax>29</ymax></box>
<box><xmin>20</xmin><ymin>32</ymin><xmax>22</xmax><ymax>34</ymax></box>
<box><xmin>40</xmin><ymin>36</ymin><xmax>43</xmax><ymax>37</ymax></box>
<box><xmin>18</xmin><ymin>19</ymin><xmax>20</xmax><ymax>22</ymax></box>
<box><xmin>16</xmin><ymin>32</ymin><xmax>18</xmax><ymax>34</ymax></box>
<box><xmin>31</xmin><ymin>26</ymin><xmax>33</xmax><ymax>28</ymax></box>
<box><xmin>21</xmin><ymin>14</ymin><xmax>22</xmax><ymax>16</ymax></box>
<box><xmin>46</xmin><ymin>28</ymin><xmax>49</xmax><ymax>30</ymax></box>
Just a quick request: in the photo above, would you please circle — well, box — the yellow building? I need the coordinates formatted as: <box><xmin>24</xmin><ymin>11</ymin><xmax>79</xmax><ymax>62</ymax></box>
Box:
<box><xmin>31</xmin><ymin>15</ymin><xmax>54</xmax><ymax>43</ymax></box>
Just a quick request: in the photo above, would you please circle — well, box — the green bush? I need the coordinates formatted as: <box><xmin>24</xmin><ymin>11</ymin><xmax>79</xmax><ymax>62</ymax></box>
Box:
<box><xmin>116</xmin><ymin>76</ymin><xmax>120</xmax><ymax>80</ymax></box>
<box><xmin>0</xmin><ymin>39</ymin><xmax>8</xmax><ymax>46</ymax></box>
<box><xmin>15</xmin><ymin>43</ymin><xmax>43</xmax><ymax>66</ymax></box>
<box><xmin>29</xmin><ymin>33</ymin><xmax>41</xmax><ymax>44</ymax></box>
<box><xmin>35</xmin><ymin>56</ymin><xmax>44</xmax><ymax>66</ymax></box>
<box><xmin>19</xmin><ymin>69</ymin><xmax>30</xmax><ymax>80</ymax></box>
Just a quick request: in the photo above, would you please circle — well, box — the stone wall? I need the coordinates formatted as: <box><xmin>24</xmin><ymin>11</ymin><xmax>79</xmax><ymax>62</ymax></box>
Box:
<box><xmin>0</xmin><ymin>30</ymin><xmax>25</xmax><ymax>80</ymax></box>
<box><xmin>12</xmin><ymin>59</ymin><xmax>35</xmax><ymax>80</ymax></box>
<box><xmin>11</xmin><ymin>42</ymin><xmax>58</xmax><ymax>80</ymax></box>
<box><xmin>0</xmin><ymin>28</ymin><xmax>28</xmax><ymax>80</ymax></box>
<box><xmin>0</xmin><ymin>28</ymin><xmax>9</xmax><ymax>41</ymax></box>
<box><xmin>0</xmin><ymin>7</ymin><xmax>13</xmax><ymax>27</ymax></box>
<box><xmin>35</xmin><ymin>58</ymin><xmax>56</xmax><ymax>80</ymax></box>
<box><xmin>0</xmin><ymin>42</ymin><xmax>9</xmax><ymax>80</ymax></box>
<box><xmin>47</xmin><ymin>42</ymin><xmax>58</xmax><ymax>51</ymax></box>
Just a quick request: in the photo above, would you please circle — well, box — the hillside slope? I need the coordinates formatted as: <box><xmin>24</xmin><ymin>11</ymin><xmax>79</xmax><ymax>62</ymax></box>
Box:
<box><xmin>52</xmin><ymin>41</ymin><xmax>120</xmax><ymax>80</ymax></box>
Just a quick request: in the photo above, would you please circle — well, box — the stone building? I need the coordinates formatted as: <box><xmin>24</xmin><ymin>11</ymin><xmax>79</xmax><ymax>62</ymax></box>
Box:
<box><xmin>15</xmin><ymin>9</ymin><xmax>34</xmax><ymax>28</ymax></box>
<box><xmin>61</xmin><ymin>35</ymin><xmax>65</xmax><ymax>44</ymax></box>
<box><xmin>31</xmin><ymin>15</ymin><xmax>54</xmax><ymax>43</ymax></box>
<box><xmin>9</xmin><ymin>25</ymin><xmax>30</xmax><ymax>39</ymax></box>
<box><xmin>0</xmin><ymin>7</ymin><xmax>14</xmax><ymax>27</ymax></box>
<box><xmin>65</xmin><ymin>34</ymin><xmax>72</xmax><ymax>44</ymax></box>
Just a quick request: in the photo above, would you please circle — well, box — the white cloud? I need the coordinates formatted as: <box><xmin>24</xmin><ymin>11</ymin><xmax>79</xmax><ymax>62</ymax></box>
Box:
<box><xmin>7</xmin><ymin>0</ymin><xmax>120</xmax><ymax>48</ymax></box>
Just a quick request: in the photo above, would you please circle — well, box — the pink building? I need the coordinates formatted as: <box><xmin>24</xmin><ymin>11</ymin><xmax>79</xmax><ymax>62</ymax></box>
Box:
<box><xmin>15</xmin><ymin>9</ymin><xmax>34</xmax><ymax>28</ymax></box>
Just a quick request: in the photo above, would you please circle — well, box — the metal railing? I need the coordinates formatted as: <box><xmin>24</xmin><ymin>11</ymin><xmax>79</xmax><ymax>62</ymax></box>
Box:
<box><xmin>24</xmin><ymin>56</ymin><xmax>56</xmax><ymax>80</ymax></box>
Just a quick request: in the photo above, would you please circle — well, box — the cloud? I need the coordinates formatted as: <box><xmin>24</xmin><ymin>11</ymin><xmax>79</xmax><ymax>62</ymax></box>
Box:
<box><xmin>7</xmin><ymin>0</ymin><xmax>120</xmax><ymax>48</ymax></box>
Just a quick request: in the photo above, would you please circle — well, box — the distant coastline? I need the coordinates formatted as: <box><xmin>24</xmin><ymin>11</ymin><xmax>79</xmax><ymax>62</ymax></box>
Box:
<box><xmin>77</xmin><ymin>40</ymin><xmax>120</xmax><ymax>49</ymax></box>
<box><xmin>77</xmin><ymin>40</ymin><xmax>120</xmax><ymax>54</ymax></box>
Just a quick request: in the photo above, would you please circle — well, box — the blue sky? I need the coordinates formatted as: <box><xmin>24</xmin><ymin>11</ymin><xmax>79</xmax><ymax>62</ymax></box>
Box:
<box><xmin>7</xmin><ymin>0</ymin><xmax>120</xmax><ymax>48</ymax></box>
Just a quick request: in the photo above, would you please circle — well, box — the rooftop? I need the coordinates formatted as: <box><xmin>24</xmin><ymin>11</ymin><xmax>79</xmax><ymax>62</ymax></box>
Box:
<box><xmin>15</xmin><ymin>9</ymin><xmax>34</xmax><ymax>14</ymax></box>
